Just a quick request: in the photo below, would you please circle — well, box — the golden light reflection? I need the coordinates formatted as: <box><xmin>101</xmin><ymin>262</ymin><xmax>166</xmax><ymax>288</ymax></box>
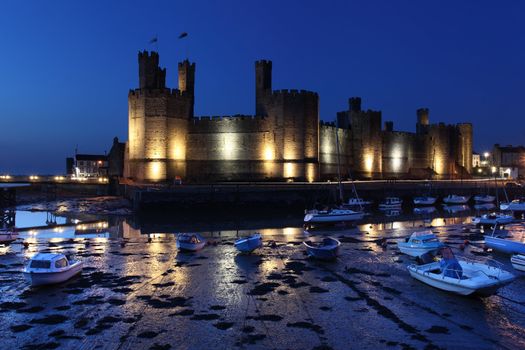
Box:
<box><xmin>263</xmin><ymin>145</ymin><xmax>275</xmax><ymax>161</ymax></box>
<box><xmin>306</xmin><ymin>163</ymin><xmax>316</xmax><ymax>183</ymax></box>
<box><xmin>364</xmin><ymin>153</ymin><xmax>374</xmax><ymax>172</ymax></box>
<box><xmin>284</xmin><ymin>162</ymin><xmax>297</xmax><ymax>178</ymax></box>
<box><xmin>147</xmin><ymin>160</ymin><xmax>166</xmax><ymax>181</ymax></box>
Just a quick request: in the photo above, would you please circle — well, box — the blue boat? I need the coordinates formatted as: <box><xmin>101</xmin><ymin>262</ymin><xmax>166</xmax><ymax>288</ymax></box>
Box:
<box><xmin>234</xmin><ymin>233</ymin><xmax>262</xmax><ymax>253</ymax></box>
<box><xmin>303</xmin><ymin>237</ymin><xmax>341</xmax><ymax>260</ymax></box>
<box><xmin>397</xmin><ymin>230</ymin><xmax>445</xmax><ymax>257</ymax></box>
<box><xmin>484</xmin><ymin>235</ymin><xmax>525</xmax><ymax>255</ymax></box>
<box><xmin>176</xmin><ymin>233</ymin><xmax>206</xmax><ymax>252</ymax></box>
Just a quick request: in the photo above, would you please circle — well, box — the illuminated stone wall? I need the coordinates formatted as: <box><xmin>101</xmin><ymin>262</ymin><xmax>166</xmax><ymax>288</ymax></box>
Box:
<box><xmin>319</xmin><ymin>122</ymin><xmax>351</xmax><ymax>180</ymax></box>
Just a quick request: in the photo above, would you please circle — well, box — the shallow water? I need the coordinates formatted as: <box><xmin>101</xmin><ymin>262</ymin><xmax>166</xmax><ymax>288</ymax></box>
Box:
<box><xmin>1</xmin><ymin>205</ymin><xmax>524</xmax><ymax>349</ymax></box>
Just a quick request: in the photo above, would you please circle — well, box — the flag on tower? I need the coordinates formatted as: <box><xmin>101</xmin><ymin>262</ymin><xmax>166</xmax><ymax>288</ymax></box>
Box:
<box><xmin>149</xmin><ymin>36</ymin><xmax>158</xmax><ymax>44</ymax></box>
<box><xmin>178</xmin><ymin>32</ymin><xmax>188</xmax><ymax>39</ymax></box>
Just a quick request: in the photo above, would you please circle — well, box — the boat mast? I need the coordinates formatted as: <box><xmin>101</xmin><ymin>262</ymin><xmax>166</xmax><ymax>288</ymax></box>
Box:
<box><xmin>335</xmin><ymin>123</ymin><xmax>344</xmax><ymax>204</ymax></box>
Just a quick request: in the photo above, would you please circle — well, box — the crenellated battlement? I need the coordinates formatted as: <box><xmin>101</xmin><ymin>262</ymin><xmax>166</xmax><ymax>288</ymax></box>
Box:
<box><xmin>271</xmin><ymin>89</ymin><xmax>318</xmax><ymax>98</ymax></box>
<box><xmin>255</xmin><ymin>59</ymin><xmax>272</xmax><ymax>66</ymax></box>
<box><xmin>128</xmin><ymin>88</ymin><xmax>191</xmax><ymax>98</ymax></box>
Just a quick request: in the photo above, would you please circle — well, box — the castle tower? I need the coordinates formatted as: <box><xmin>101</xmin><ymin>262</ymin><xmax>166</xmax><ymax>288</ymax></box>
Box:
<box><xmin>178</xmin><ymin>60</ymin><xmax>195</xmax><ymax>117</ymax></box>
<box><xmin>416</xmin><ymin>108</ymin><xmax>429</xmax><ymax>134</ymax></box>
<box><xmin>138</xmin><ymin>51</ymin><xmax>166</xmax><ymax>89</ymax></box>
<box><xmin>349</xmin><ymin>97</ymin><xmax>362</xmax><ymax>112</ymax></box>
<box><xmin>255</xmin><ymin>60</ymin><xmax>272</xmax><ymax>115</ymax></box>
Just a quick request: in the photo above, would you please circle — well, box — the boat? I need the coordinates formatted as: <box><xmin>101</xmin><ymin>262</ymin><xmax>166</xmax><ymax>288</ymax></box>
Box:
<box><xmin>474</xmin><ymin>194</ymin><xmax>495</xmax><ymax>203</ymax></box>
<box><xmin>345</xmin><ymin>198</ymin><xmax>373</xmax><ymax>207</ymax></box>
<box><xmin>379</xmin><ymin>197</ymin><xmax>402</xmax><ymax>209</ymax></box>
<box><xmin>474</xmin><ymin>203</ymin><xmax>495</xmax><ymax>211</ymax></box>
<box><xmin>303</xmin><ymin>237</ymin><xmax>341</xmax><ymax>260</ymax></box>
<box><xmin>234</xmin><ymin>233</ymin><xmax>262</xmax><ymax>253</ymax></box>
<box><xmin>413</xmin><ymin>196</ymin><xmax>437</xmax><ymax>206</ymax></box>
<box><xmin>0</xmin><ymin>228</ymin><xmax>18</xmax><ymax>245</ymax></box>
<box><xmin>484</xmin><ymin>235</ymin><xmax>525</xmax><ymax>255</ymax></box>
<box><xmin>176</xmin><ymin>233</ymin><xmax>206</xmax><ymax>252</ymax></box>
<box><xmin>472</xmin><ymin>213</ymin><xmax>514</xmax><ymax>226</ymax></box>
<box><xmin>397</xmin><ymin>230</ymin><xmax>445</xmax><ymax>257</ymax></box>
<box><xmin>500</xmin><ymin>198</ymin><xmax>525</xmax><ymax>212</ymax></box>
<box><xmin>407</xmin><ymin>247</ymin><xmax>515</xmax><ymax>296</ymax></box>
<box><xmin>23</xmin><ymin>253</ymin><xmax>83</xmax><ymax>286</ymax></box>
<box><xmin>443</xmin><ymin>195</ymin><xmax>470</xmax><ymax>204</ymax></box>
<box><xmin>304</xmin><ymin>208</ymin><xmax>365</xmax><ymax>224</ymax></box>
<box><xmin>510</xmin><ymin>254</ymin><xmax>525</xmax><ymax>271</ymax></box>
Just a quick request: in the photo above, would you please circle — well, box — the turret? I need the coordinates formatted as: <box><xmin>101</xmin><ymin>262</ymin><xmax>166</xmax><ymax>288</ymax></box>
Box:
<box><xmin>178</xmin><ymin>60</ymin><xmax>195</xmax><ymax>95</ymax></box>
<box><xmin>255</xmin><ymin>60</ymin><xmax>272</xmax><ymax>115</ymax></box>
<box><xmin>349</xmin><ymin>97</ymin><xmax>362</xmax><ymax>113</ymax></box>
<box><xmin>416</xmin><ymin>108</ymin><xmax>429</xmax><ymax>134</ymax></box>
<box><xmin>138</xmin><ymin>51</ymin><xmax>166</xmax><ymax>90</ymax></box>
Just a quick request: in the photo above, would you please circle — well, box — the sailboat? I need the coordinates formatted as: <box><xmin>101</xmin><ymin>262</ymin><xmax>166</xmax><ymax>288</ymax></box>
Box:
<box><xmin>304</xmin><ymin>120</ymin><xmax>365</xmax><ymax>226</ymax></box>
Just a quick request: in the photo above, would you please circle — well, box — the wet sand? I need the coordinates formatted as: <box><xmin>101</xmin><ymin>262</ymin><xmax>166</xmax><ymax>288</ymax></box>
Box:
<box><xmin>1</xmin><ymin>223</ymin><xmax>524</xmax><ymax>350</ymax></box>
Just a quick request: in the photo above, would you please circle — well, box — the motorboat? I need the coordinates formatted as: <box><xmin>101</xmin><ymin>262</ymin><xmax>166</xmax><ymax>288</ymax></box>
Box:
<box><xmin>234</xmin><ymin>233</ymin><xmax>262</xmax><ymax>253</ymax></box>
<box><xmin>407</xmin><ymin>247</ymin><xmax>515</xmax><ymax>296</ymax></box>
<box><xmin>176</xmin><ymin>233</ymin><xmax>206</xmax><ymax>252</ymax></box>
<box><xmin>484</xmin><ymin>234</ymin><xmax>525</xmax><ymax>255</ymax></box>
<box><xmin>303</xmin><ymin>237</ymin><xmax>341</xmax><ymax>260</ymax></box>
<box><xmin>346</xmin><ymin>198</ymin><xmax>373</xmax><ymax>207</ymax></box>
<box><xmin>510</xmin><ymin>254</ymin><xmax>525</xmax><ymax>272</ymax></box>
<box><xmin>443</xmin><ymin>205</ymin><xmax>469</xmax><ymax>214</ymax></box>
<box><xmin>413</xmin><ymin>206</ymin><xmax>436</xmax><ymax>215</ymax></box>
<box><xmin>304</xmin><ymin>208</ymin><xmax>365</xmax><ymax>224</ymax></box>
<box><xmin>23</xmin><ymin>253</ymin><xmax>83</xmax><ymax>286</ymax></box>
<box><xmin>413</xmin><ymin>196</ymin><xmax>437</xmax><ymax>206</ymax></box>
<box><xmin>379</xmin><ymin>197</ymin><xmax>402</xmax><ymax>209</ymax></box>
<box><xmin>474</xmin><ymin>203</ymin><xmax>496</xmax><ymax>211</ymax></box>
<box><xmin>474</xmin><ymin>194</ymin><xmax>495</xmax><ymax>203</ymax></box>
<box><xmin>443</xmin><ymin>195</ymin><xmax>470</xmax><ymax>204</ymax></box>
<box><xmin>397</xmin><ymin>230</ymin><xmax>444</xmax><ymax>257</ymax></box>
<box><xmin>472</xmin><ymin>213</ymin><xmax>514</xmax><ymax>226</ymax></box>
<box><xmin>0</xmin><ymin>228</ymin><xmax>18</xmax><ymax>245</ymax></box>
<box><xmin>500</xmin><ymin>198</ymin><xmax>525</xmax><ymax>211</ymax></box>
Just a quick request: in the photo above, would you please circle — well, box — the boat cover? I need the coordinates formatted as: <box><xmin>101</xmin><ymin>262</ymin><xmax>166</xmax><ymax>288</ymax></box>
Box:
<box><xmin>439</xmin><ymin>247</ymin><xmax>463</xmax><ymax>279</ymax></box>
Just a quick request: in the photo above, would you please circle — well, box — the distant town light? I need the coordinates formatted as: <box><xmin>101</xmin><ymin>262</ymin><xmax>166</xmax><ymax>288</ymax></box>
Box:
<box><xmin>491</xmin><ymin>166</ymin><xmax>497</xmax><ymax>174</ymax></box>
<box><xmin>484</xmin><ymin>152</ymin><xmax>490</xmax><ymax>158</ymax></box>
<box><xmin>478</xmin><ymin>168</ymin><xmax>482</xmax><ymax>173</ymax></box>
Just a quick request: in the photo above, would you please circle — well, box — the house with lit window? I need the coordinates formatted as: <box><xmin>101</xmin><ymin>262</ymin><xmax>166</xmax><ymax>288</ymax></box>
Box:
<box><xmin>492</xmin><ymin>144</ymin><xmax>525</xmax><ymax>179</ymax></box>
<box><xmin>73</xmin><ymin>154</ymin><xmax>108</xmax><ymax>178</ymax></box>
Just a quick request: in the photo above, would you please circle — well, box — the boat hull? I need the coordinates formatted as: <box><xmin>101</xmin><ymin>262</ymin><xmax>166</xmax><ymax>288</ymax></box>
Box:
<box><xmin>397</xmin><ymin>243</ymin><xmax>443</xmax><ymax>257</ymax></box>
<box><xmin>484</xmin><ymin>236</ymin><xmax>525</xmax><ymax>255</ymax></box>
<box><xmin>304</xmin><ymin>211</ymin><xmax>364</xmax><ymax>223</ymax></box>
<box><xmin>235</xmin><ymin>235</ymin><xmax>262</xmax><ymax>253</ymax></box>
<box><xmin>511</xmin><ymin>255</ymin><xmax>525</xmax><ymax>272</ymax></box>
<box><xmin>443</xmin><ymin>197</ymin><xmax>469</xmax><ymax>204</ymax></box>
<box><xmin>413</xmin><ymin>197</ymin><xmax>437</xmax><ymax>206</ymax></box>
<box><xmin>24</xmin><ymin>262</ymin><xmax>83</xmax><ymax>287</ymax></box>
<box><xmin>176</xmin><ymin>241</ymin><xmax>206</xmax><ymax>252</ymax></box>
<box><xmin>474</xmin><ymin>195</ymin><xmax>495</xmax><ymax>203</ymax></box>
<box><xmin>408</xmin><ymin>261</ymin><xmax>514</xmax><ymax>296</ymax></box>
<box><xmin>303</xmin><ymin>238</ymin><xmax>340</xmax><ymax>260</ymax></box>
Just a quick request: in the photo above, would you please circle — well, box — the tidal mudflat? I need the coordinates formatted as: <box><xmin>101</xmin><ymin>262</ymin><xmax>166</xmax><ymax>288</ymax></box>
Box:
<box><xmin>1</xmin><ymin>218</ymin><xmax>524</xmax><ymax>350</ymax></box>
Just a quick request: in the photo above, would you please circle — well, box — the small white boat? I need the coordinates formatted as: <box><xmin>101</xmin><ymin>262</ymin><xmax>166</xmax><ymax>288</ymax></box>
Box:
<box><xmin>0</xmin><ymin>228</ymin><xmax>18</xmax><ymax>245</ymax></box>
<box><xmin>379</xmin><ymin>197</ymin><xmax>402</xmax><ymax>209</ymax></box>
<box><xmin>23</xmin><ymin>253</ymin><xmax>83</xmax><ymax>286</ymax></box>
<box><xmin>500</xmin><ymin>198</ymin><xmax>525</xmax><ymax>212</ymax></box>
<box><xmin>443</xmin><ymin>195</ymin><xmax>470</xmax><ymax>204</ymax></box>
<box><xmin>304</xmin><ymin>208</ymin><xmax>364</xmax><ymax>224</ymax></box>
<box><xmin>474</xmin><ymin>194</ymin><xmax>495</xmax><ymax>203</ymax></box>
<box><xmin>303</xmin><ymin>237</ymin><xmax>340</xmax><ymax>260</ymax></box>
<box><xmin>234</xmin><ymin>233</ymin><xmax>262</xmax><ymax>253</ymax></box>
<box><xmin>346</xmin><ymin>198</ymin><xmax>373</xmax><ymax>207</ymax></box>
<box><xmin>176</xmin><ymin>233</ymin><xmax>206</xmax><ymax>252</ymax></box>
<box><xmin>413</xmin><ymin>196</ymin><xmax>437</xmax><ymax>206</ymax></box>
<box><xmin>408</xmin><ymin>247</ymin><xmax>515</xmax><ymax>296</ymax></box>
<box><xmin>397</xmin><ymin>230</ymin><xmax>444</xmax><ymax>257</ymax></box>
<box><xmin>472</xmin><ymin>213</ymin><xmax>514</xmax><ymax>226</ymax></box>
<box><xmin>511</xmin><ymin>254</ymin><xmax>525</xmax><ymax>272</ymax></box>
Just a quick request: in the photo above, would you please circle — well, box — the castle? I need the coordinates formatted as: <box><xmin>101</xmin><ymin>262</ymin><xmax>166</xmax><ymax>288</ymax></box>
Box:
<box><xmin>124</xmin><ymin>51</ymin><xmax>472</xmax><ymax>182</ymax></box>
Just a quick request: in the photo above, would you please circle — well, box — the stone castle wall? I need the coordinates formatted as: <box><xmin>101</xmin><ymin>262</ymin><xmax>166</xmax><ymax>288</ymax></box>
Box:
<box><xmin>124</xmin><ymin>51</ymin><xmax>473</xmax><ymax>182</ymax></box>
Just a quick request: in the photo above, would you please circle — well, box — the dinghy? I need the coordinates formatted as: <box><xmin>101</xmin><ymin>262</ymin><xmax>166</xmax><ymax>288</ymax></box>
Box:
<box><xmin>303</xmin><ymin>237</ymin><xmax>341</xmax><ymax>260</ymax></box>
<box><xmin>234</xmin><ymin>233</ymin><xmax>262</xmax><ymax>253</ymax></box>
<box><xmin>474</xmin><ymin>194</ymin><xmax>495</xmax><ymax>203</ymax></box>
<box><xmin>0</xmin><ymin>228</ymin><xmax>18</xmax><ymax>245</ymax></box>
<box><xmin>304</xmin><ymin>208</ymin><xmax>364</xmax><ymax>224</ymax></box>
<box><xmin>24</xmin><ymin>253</ymin><xmax>83</xmax><ymax>286</ymax></box>
<box><xmin>408</xmin><ymin>247</ymin><xmax>515</xmax><ymax>296</ymax></box>
<box><xmin>443</xmin><ymin>195</ymin><xmax>470</xmax><ymax>204</ymax></box>
<box><xmin>510</xmin><ymin>254</ymin><xmax>525</xmax><ymax>272</ymax></box>
<box><xmin>397</xmin><ymin>230</ymin><xmax>444</xmax><ymax>257</ymax></box>
<box><xmin>413</xmin><ymin>196</ymin><xmax>437</xmax><ymax>206</ymax></box>
<box><xmin>472</xmin><ymin>213</ymin><xmax>513</xmax><ymax>226</ymax></box>
<box><xmin>176</xmin><ymin>233</ymin><xmax>206</xmax><ymax>252</ymax></box>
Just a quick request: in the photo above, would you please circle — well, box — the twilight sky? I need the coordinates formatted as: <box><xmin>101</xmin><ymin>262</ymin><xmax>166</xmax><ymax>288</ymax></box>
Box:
<box><xmin>0</xmin><ymin>0</ymin><xmax>523</xmax><ymax>174</ymax></box>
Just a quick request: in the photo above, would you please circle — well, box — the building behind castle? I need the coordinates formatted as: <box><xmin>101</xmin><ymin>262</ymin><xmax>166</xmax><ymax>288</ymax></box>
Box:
<box><xmin>124</xmin><ymin>51</ymin><xmax>472</xmax><ymax>182</ymax></box>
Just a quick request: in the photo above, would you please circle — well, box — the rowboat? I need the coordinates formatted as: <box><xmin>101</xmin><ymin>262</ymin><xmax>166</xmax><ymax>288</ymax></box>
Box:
<box><xmin>24</xmin><ymin>253</ymin><xmax>83</xmax><ymax>286</ymax></box>
<box><xmin>234</xmin><ymin>233</ymin><xmax>262</xmax><ymax>253</ymax></box>
<box><xmin>176</xmin><ymin>233</ymin><xmax>206</xmax><ymax>252</ymax></box>
<box><xmin>303</xmin><ymin>237</ymin><xmax>341</xmax><ymax>260</ymax></box>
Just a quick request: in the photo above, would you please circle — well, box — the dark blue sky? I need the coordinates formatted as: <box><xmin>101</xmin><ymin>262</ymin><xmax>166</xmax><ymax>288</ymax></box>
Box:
<box><xmin>1</xmin><ymin>0</ymin><xmax>523</xmax><ymax>174</ymax></box>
